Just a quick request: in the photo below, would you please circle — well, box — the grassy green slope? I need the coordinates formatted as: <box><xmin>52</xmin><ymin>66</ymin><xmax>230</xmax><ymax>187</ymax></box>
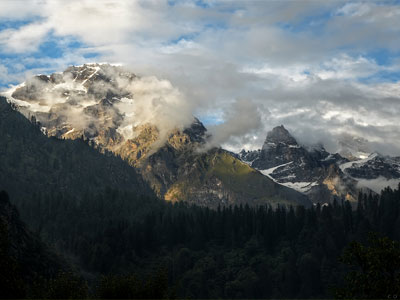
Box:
<box><xmin>166</xmin><ymin>149</ymin><xmax>311</xmax><ymax>208</ymax></box>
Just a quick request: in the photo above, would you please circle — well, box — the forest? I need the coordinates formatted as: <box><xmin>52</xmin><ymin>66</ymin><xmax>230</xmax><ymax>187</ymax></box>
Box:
<box><xmin>2</xmin><ymin>184</ymin><xmax>400</xmax><ymax>299</ymax></box>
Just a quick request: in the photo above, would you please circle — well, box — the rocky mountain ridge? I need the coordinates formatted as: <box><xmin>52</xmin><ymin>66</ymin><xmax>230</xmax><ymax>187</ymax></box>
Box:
<box><xmin>238</xmin><ymin>125</ymin><xmax>400</xmax><ymax>204</ymax></box>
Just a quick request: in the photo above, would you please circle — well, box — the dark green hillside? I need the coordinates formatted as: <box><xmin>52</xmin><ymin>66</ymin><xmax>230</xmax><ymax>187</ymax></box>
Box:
<box><xmin>0</xmin><ymin>96</ymin><xmax>152</xmax><ymax>201</ymax></box>
<box><xmin>0</xmin><ymin>190</ymin><xmax>84</xmax><ymax>298</ymax></box>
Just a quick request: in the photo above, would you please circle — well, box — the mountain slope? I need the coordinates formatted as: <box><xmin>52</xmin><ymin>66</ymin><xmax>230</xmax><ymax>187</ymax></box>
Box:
<box><xmin>0</xmin><ymin>96</ymin><xmax>153</xmax><ymax>202</ymax></box>
<box><xmin>3</xmin><ymin>64</ymin><xmax>310</xmax><ymax>208</ymax></box>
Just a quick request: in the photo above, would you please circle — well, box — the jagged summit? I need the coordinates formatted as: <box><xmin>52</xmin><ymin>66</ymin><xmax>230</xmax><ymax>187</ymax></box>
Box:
<box><xmin>263</xmin><ymin>125</ymin><xmax>298</xmax><ymax>148</ymax></box>
<box><xmin>183</xmin><ymin>117</ymin><xmax>208</xmax><ymax>143</ymax></box>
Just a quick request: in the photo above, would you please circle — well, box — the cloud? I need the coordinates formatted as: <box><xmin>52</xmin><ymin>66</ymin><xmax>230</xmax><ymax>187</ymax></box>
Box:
<box><xmin>1</xmin><ymin>0</ymin><xmax>400</xmax><ymax>156</ymax></box>
<box><xmin>115</xmin><ymin>75</ymin><xmax>194</xmax><ymax>143</ymax></box>
<box><xmin>204</xmin><ymin>98</ymin><xmax>262</xmax><ymax>150</ymax></box>
<box><xmin>0</xmin><ymin>0</ymin><xmax>43</xmax><ymax>20</ymax></box>
<box><xmin>327</xmin><ymin>1</ymin><xmax>400</xmax><ymax>51</ymax></box>
<box><xmin>0</xmin><ymin>22</ymin><xmax>51</xmax><ymax>53</ymax></box>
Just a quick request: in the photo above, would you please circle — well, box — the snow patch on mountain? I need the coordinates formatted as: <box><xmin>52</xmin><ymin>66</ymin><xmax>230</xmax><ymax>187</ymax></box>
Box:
<box><xmin>81</xmin><ymin>66</ymin><xmax>100</xmax><ymax>85</ymax></box>
<box><xmin>281</xmin><ymin>181</ymin><xmax>319</xmax><ymax>193</ymax></box>
<box><xmin>260</xmin><ymin>161</ymin><xmax>293</xmax><ymax>178</ymax></box>
<box><xmin>260</xmin><ymin>162</ymin><xmax>318</xmax><ymax>192</ymax></box>
<box><xmin>339</xmin><ymin>153</ymin><xmax>378</xmax><ymax>171</ymax></box>
<box><xmin>64</xmin><ymin>128</ymin><xmax>74</xmax><ymax>135</ymax></box>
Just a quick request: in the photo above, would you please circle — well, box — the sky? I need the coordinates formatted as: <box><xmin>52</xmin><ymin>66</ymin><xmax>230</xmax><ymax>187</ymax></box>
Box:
<box><xmin>0</xmin><ymin>0</ymin><xmax>400</xmax><ymax>155</ymax></box>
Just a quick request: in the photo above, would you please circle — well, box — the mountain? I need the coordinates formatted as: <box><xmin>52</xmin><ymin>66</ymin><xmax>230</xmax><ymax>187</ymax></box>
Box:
<box><xmin>2</xmin><ymin>64</ymin><xmax>310</xmax><ymax>208</ymax></box>
<box><xmin>238</xmin><ymin>125</ymin><xmax>383</xmax><ymax>205</ymax></box>
<box><xmin>117</xmin><ymin>121</ymin><xmax>310</xmax><ymax>208</ymax></box>
<box><xmin>340</xmin><ymin>153</ymin><xmax>400</xmax><ymax>193</ymax></box>
<box><xmin>0</xmin><ymin>96</ymin><xmax>152</xmax><ymax>202</ymax></box>
<box><xmin>331</xmin><ymin>133</ymin><xmax>400</xmax><ymax>192</ymax></box>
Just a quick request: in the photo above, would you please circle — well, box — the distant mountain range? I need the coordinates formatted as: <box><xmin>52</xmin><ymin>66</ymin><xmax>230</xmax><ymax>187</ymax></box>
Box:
<box><xmin>238</xmin><ymin>125</ymin><xmax>400</xmax><ymax>205</ymax></box>
<box><xmin>2</xmin><ymin>63</ymin><xmax>399</xmax><ymax>208</ymax></box>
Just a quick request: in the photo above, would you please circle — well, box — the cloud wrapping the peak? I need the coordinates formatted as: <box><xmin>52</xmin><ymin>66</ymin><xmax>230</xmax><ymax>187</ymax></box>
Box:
<box><xmin>116</xmin><ymin>75</ymin><xmax>194</xmax><ymax>141</ymax></box>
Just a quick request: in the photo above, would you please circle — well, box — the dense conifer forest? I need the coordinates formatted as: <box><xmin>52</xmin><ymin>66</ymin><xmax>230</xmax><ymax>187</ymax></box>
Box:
<box><xmin>2</xmin><ymin>185</ymin><xmax>399</xmax><ymax>299</ymax></box>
